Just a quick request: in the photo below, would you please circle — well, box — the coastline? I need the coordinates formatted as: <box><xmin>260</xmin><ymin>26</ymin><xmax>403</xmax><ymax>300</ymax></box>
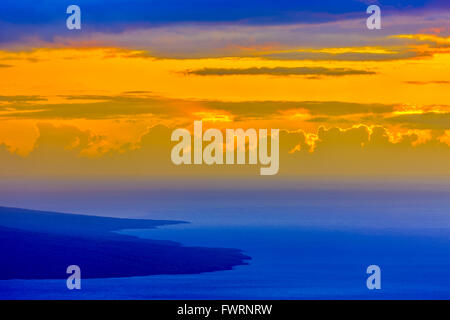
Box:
<box><xmin>0</xmin><ymin>206</ymin><xmax>250</xmax><ymax>280</ymax></box>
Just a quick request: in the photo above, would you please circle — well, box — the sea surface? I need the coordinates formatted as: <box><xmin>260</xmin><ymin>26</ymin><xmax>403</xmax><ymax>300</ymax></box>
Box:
<box><xmin>1</xmin><ymin>187</ymin><xmax>449</xmax><ymax>299</ymax></box>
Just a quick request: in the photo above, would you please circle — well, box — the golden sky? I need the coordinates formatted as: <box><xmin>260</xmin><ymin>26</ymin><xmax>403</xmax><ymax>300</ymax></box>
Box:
<box><xmin>0</xmin><ymin>17</ymin><xmax>449</xmax><ymax>179</ymax></box>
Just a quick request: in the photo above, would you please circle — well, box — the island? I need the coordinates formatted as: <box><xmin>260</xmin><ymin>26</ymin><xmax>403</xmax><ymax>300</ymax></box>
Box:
<box><xmin>0</xmin><ymin>206</ymin><xmax>250</xmax><ymax>280</ymax></box>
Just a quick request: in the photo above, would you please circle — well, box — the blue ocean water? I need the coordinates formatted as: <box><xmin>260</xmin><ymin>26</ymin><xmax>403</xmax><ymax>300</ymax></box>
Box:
<box><xmin>1</xmin><ymin>187</ymin><xmax>449</xmax><ymax>299</ymax></box>
<box><xmin>1</xmin><ymin>223</ymin><xmax>449</xmax><ymax>299</ymax></box>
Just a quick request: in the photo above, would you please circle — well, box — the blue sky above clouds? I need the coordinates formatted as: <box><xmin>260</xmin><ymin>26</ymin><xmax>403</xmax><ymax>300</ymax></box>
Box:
<box><xmin>0</xmin><ymin>0</ymin><xmax>447</xmax><ymax>45</ymax></box>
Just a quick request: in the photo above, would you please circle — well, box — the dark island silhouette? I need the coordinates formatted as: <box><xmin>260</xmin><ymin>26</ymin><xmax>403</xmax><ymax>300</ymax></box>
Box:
<box><xmin>0</xmin><ymin>206</ymin><xmax>250</xmax><ymax>280</ymax></box>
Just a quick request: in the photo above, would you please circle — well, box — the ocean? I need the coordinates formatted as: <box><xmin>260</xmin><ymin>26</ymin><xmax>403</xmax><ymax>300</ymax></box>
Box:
<box><xmin>1</xmin><ymin>187</ymin><xmax>449</xmax><ymax>299</ymax></box>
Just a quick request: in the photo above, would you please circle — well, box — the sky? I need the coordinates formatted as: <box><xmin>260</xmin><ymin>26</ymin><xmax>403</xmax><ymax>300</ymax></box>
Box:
<box><xmin>0</xmin><ymin>0</ymin><xmax>449</xmax><ymax>182</ymax></box>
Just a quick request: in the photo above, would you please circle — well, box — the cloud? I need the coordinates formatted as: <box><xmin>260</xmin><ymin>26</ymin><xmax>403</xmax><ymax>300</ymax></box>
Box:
<box><xmin>1</xmin><ymin>123</ymin><xmax>449</xmax><ymax>179</ymax></box>
<box><xmin>404</xmin><ymin>81</ymin><xmax>450</xmax><ymax>85</ymax></box>
<box><xmin>392</xmin><ymin>34</ymin><xmax>450</xmax><ymax>47</ymax></box>
<box><xmin>386</xmin><ymin>112</ymin><xmax>450</xmax><ymax>130</ymax></box>
<box><xmin>279</xmin><ymin>125</ymin><xmax>450</xmax><ymax>176</ymax></box>
<box><xmin>0</xmin><ymin>95</ymin><xmax>45</xmax><ymax>102</ymax></box>
<box><xmin>31</xmin><ymin>123</ymin><xmax>93</xmax><ymax>155</ymax></box>
<box><xmin>185</xmin><ymin>66</ymin><xmax>375</xmax><ymax>77</ymax></box>
<box><xmin>1</xmin><ymin>0</ymin><xmax>427</xmax><ymax>45</ymax></box>
<box><xmin>0</xmin><ymin>95</ymin><xmax>186</xmax><ymax>120</ymax></box>
<box><xmin>0</xmin><ymin>123</ymin><xmax>177</xmax><ymax>177</ymax></box>
<box><xmin>0</xmin><ymin>95</ymin><xmax>396</xmax><ymax>121</ymax></box>
<box><xmin>206</xmin><ymin>101</ymin><xmax>395</xmax><ymax>120</ymax></box>
<box><xmin>263</xmin><ymin>49</ymin><xmax>429</xmax><ymax>61</ymax></box>
<box><xmin>2</xmin><ymin>6</ymin><xmax>449</xmax><ymax>62</ymax></box>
